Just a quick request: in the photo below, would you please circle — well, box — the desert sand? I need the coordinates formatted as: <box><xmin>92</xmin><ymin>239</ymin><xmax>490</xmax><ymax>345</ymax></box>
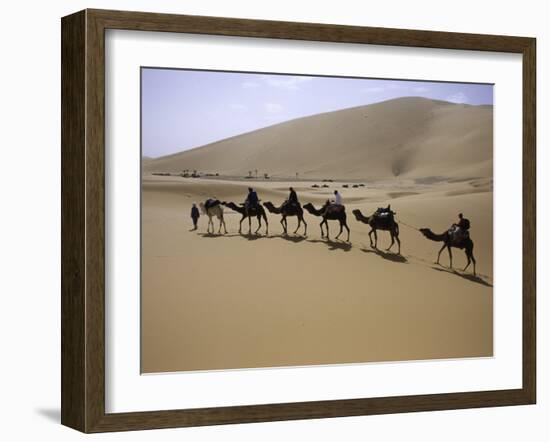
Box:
<box><xmin>141</xmin><ymin>97</ymin><xmax>493</xmax><ymax>373</ymax></box>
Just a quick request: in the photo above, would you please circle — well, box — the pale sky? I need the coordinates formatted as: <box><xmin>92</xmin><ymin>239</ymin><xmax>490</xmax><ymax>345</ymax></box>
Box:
<box><xmin>141</xmin><ymin>68</ymin><xmax>493</xmax><ymax>158</ymax></box>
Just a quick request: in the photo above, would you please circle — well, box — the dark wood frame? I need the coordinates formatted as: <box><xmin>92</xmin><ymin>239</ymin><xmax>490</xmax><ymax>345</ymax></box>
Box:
<box><xmin>61</xmin><ymin>8</ymin><xmax>536</xmax><ymax>433</ymax></box>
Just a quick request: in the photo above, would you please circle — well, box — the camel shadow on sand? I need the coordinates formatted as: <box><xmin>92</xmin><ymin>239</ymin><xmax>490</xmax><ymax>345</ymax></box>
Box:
<box><xmin>198</xmin><ymin>232</ymin><xmax>240</xmax><ymax>239</ymax></box>
<box><xmin>360</xmin><ymin>247</ymin><xmax>408</xmax><ymax>263</ymax></box>
<box><xmin>307</xmin><ymin>238</ymin><xmax>352</xmax><ymax>252</ymax></box>
<box><xmin>272</xmin><ymin>233</ymin><xmax>308</xmax><ymax>243</ymax></box>
<box><xmin>431</xmin><ymin>266</ymin><xmax>493</xmax><ymax>287</ymax></box>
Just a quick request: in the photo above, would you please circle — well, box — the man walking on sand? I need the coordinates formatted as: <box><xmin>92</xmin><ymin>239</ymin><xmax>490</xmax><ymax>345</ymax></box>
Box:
<box><xmin>190</xmin><ymin>203</ymin><xmax>200</xmax><ymax>230</ymax></box>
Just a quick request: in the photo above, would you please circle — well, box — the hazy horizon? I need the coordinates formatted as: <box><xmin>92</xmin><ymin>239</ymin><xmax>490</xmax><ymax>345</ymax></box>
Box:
<box><xmin>142</xmin><ymin>69</ymin><xmax>493</xmax><ymax>159</ymax></box>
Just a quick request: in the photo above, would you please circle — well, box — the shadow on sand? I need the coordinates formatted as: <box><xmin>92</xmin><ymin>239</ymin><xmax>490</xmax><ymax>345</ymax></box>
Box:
<box><xmin>198</xmin><ymin>232</ymin><xmax>240</xmax><ymax>238</ymax></box>
<box><xmin>360</xmin><ymin>247</ymin><xmax>408</xmax><ymax>263</ymax></box>
<box><xmin>271</xmin><ymin>233</ymin><xmax>308</xmax><ymax>243</ymax></box>
<box><xmin>307</xmin><ymin>238</ymin><xmax>352</xmax><ymax>251</ymax></box>
<box><xmin>431</xmin><ymin>266</ymin><xmax>493</xmax><ymax>287</ymax></box>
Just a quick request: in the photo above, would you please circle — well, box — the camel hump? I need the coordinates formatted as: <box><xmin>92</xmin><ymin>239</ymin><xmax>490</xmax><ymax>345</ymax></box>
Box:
<box><xmin>204</xmin><ymin>199</ymin><xmax>221</xmax><ymax>210</ymax></box>
<box><xmin>327</xmin><ymin>204</ymin><xmax>345</xmax><ymax>214</ymax></box>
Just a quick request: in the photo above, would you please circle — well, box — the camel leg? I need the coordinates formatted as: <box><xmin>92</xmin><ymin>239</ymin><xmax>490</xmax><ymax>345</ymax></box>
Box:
<box><xmin>345</xmin><ymin>223</ymin><xmax>350</xmax><ymax>242</ymax></box>
<box><xmin>386</xmin><ymin>232</ymin><xmax>395</xmax><ymax>251</ymax></box>
<box><xmin>463</xmin><ymin>253</ymin><xmax>471</xmax><ymax>272</ymax></box>
<box><xmin>319</xmin><ymin>220</ymin><xmax>325</xmax><ymax>238</ymax></box>
<box><xmin>222</xmin><ymin>217</ymin><xmax>227</xmax><ymax>234</ymax></box>
<box><xmin>303</xmin><ymin>217</ymin><xmax>308</xmax><ymax>236</ymax></box>
<box><xmin>374</xmin><ymin>230</ymin><xmax>378</xmax><ymax>249</ymax></box>
<box><xmin>335</xmin><ymin>221</ymin><xmax>343</xmax><ymax>240</ymax></box>
<box><xmin>368</xmin><ymin>229</ymin><xmax>375</xmax><ymax>248</ymax></box>
<box><xmin>324</xmin><ymin>219</ymin><xmax>330</xmax><ymax>239</ymax></box>
<box><xmin>464</xmin><ymin>249</ymin><xmax>477</xmax><ymax>276</ymax></box>
<box><xmin>293</xmin><ymin>217</ymin><xmax>300</xmax><ymax>235</ymax></box>
<box><xmin>255</xmin><ymin>216</ymin><xmax>261</xmax><ymax>234</ymax></box>
<box><xmin>436</xmin><ymin>243</ymin><xmax>446</xmax><ymax>264</ymax></box>
<box><xmin>208</xmin><ymin>217</ymin><xmax>213</xmax><ymax>233</ymax></box>
<box><xmin>238</xmin><ymin>215</ymin><xmax>245</xmax><ymax>234</ymax></box>
<box><xmin>248</xmin><ymin>216</ymin><xmax>252</xmax><ymax>234</ymax></box>
<box><xmin>280</xmin><ymin>217</ymin><xmax>286</xmax><ymax>234</ymax></box>
<box><xmin>396</xmin><ymin>234</ymin><xmax>401</xmax><ymax>255</ymax></box>
<box><xmin>448</xmin><ymin>246</ymin><xmax>453</xmax><ymax>269</ymax></box>
<box><xmin>264</xmin><ymin>215</ymin><xmax>269</xmax><ymax>235</ymax></box>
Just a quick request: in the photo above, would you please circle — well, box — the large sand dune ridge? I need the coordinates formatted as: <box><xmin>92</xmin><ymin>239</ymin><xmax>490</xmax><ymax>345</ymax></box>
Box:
<box><xmin>144</xmin><ymin>97</ymin><xmax>493</xmax><ymax>180</ymax></box>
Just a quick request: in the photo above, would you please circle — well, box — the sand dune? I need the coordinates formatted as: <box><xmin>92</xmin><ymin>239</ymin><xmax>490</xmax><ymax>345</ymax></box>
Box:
<box><xmin>143</xmin><ymin>97</ymin><xmax>493</xmax><ymax>180</ymax></box>
<box><xmin>141</xmin><ymin>95</ymin><xmax>493</xmax><ymax>373</ymax></box>
<box><xmin>141</xmin><ymin>176</ymin><xmax>493</xmax><ymax>373</ymax></box>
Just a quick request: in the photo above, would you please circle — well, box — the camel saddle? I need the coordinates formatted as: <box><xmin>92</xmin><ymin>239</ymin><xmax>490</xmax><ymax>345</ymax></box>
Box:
<box><xmin>326</xmin><ymin>204</ymin><xmax>345</xmax><ymax>214</ymax></box>
<box><xmin>204</xmin><ymin>199</ymin><xmax>221</xmax><ymax>210</ymax></box>
<box><xmin>448</xmin><ymin>226</ymin><xmax>469</xmax><ymax>243</ymax></box>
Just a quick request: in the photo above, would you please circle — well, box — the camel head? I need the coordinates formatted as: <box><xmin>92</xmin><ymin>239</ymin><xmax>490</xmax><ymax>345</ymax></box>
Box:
<box><xmin>351</xmin><ymin>209</ymin><xmax>369</xmax><ymax>224</ymax></box>
<box><xmin>419</xmin><ymin>228</ymin><xmax>443</xmax><ymax>242</ymax></box>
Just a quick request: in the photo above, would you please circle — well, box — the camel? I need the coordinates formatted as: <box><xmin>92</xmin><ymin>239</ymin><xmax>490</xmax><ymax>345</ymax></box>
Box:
<box><xmin>303</xmin><ymin>202</ymin><xmax>350</xmax><ymax>241</ymax></box>
<box><xmin>352</xmin><ymin>209</ymin><xmax>401</xmax><ymax>254</ymax></box>
<box><xmin>199</xmin><ymin>201</ymin><xmax>227</xmax><ymax>234</ymax></box>
<box><xmin>222</xmin><ymin>202</ymin><xmax>269</xmax><ymax>235</ymax></box>
<box><xmin>263</xmin><ymin>201</ymin><xmax>307</xmax><ymax>236</ymax></box>
<box><xmin>419</xmin><ymin>228</ymin><xmax>476</xmax><ymax>275</ymax></box>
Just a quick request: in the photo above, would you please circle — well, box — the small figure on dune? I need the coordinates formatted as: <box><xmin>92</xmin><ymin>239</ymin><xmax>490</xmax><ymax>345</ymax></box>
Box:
<box><xmin>190</xmin><ymin>203</ymin><xmax>200</xmax><ymax>231</ymax></box>
<box><xmin>420</xmin><ymin>212</ymin><xmax>476</xmax><ymax>275</ymax></box>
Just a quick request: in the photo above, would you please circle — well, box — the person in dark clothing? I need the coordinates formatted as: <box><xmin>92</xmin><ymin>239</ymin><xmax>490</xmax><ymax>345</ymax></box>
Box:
<box><xmin>287</xmin><ymin>187</ymin><xmax>299</xmax><ymax>208</ymax></box>
<box><xmin>450</xmin><ymin>213</ymin><xmax>470</xmax><ymax>240</ymax></box>
<box><xmin>245</xmin><ymin>187</ymin><xmax>259</xmax><ymax>212</ymax></box>
<box><xmin>457</xmin><ymin>213</ymin><xmax>470</xmax><ymax>231</ymax></box>
<box><xmin>190</xmin><ymin>203</ymin><xmax>200</xmax><ymax>230</ymax></box>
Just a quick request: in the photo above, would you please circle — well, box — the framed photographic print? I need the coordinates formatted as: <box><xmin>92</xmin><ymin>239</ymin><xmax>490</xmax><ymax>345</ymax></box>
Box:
<box><xmin>61</xmin><ymin>9</ymin><xmax>536</xmax><ymax>433</ymax></box>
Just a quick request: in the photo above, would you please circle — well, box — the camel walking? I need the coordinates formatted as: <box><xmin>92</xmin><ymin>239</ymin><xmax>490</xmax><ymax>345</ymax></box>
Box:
<box><xmin>303</xmin><ymin>202</ymin><xmax>350</xmax><ymax>241</ymax></box>
<box><xmin>352</xmin><ymin>209</ymin><xmax>401</xmax><ymax>254</ymax></box>
<box><xmin>222</xmin><ymin>202</ymin><xmax>269</xmax><ymax>235</ymax></box>
<box><xmin>263</xmin><ymin>201</ymin><xmax>307</xmax><ymax>236</ymax></box>
<box><xmin>199</xmin><ymin>201</ymin><xmax>227</xmax><ymax>234</ymax></box>
<box><xmin>420</xmin><ymin>228</ymin><xmax>476</xmax><ymax>275</ymax></box>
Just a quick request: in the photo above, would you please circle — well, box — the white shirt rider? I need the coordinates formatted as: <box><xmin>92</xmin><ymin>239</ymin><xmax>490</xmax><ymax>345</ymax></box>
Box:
<box><xmin>334</xmin><ymin>191</ymin><xmax>343</xmax><ymax>206</ymax></box>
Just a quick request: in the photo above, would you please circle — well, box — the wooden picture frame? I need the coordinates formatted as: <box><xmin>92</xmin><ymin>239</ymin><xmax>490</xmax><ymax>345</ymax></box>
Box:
<box><xmin>61</xmin><ymin>9</ymin><xmax>536</xmax><ymax>433</ymax></box>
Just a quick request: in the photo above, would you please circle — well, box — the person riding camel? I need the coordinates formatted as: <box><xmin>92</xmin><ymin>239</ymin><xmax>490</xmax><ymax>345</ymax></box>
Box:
<box><xmin>322</xmin><ymin>190</ymin><xmax>343</xmax><ymax>217</ymax></box>
<box><xmin>244</xmin><ymin>187</ymin><xmax>259</xmax><ymax>213</ymax></box>
<box><xmin>285</xmin><ymin>186</ymin><xmax>299</xmax><ymax>209</ymax></box>
<box><xmin>449</xmin><ymin>213</ymin><xmax>470</xmax><ymax>241</ymax></box>
<box><xmin>333</xmin><ymin>190</ymin><xmax>343</xmax><ymax>206</ymax></box>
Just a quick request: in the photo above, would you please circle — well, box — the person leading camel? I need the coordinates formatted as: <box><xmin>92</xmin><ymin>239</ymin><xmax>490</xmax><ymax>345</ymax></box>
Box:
<box><xmin>190</xmin><ymin>203</ymin><xmax>200</xmax><ymax>230</ymax></box>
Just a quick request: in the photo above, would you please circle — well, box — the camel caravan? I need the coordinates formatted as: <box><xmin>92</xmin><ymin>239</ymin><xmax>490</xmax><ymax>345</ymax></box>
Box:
<box><xmin>197</xmin><ymin>187</ymin><xmax>477</xmax><ymax>275</ymax></box>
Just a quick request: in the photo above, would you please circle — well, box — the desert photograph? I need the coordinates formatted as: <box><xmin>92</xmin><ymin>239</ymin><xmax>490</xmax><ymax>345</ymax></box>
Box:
<box><xmin>140</xmin><ymin>68</ymin><xmax>493</xmax><ymax>374</ymax></box>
